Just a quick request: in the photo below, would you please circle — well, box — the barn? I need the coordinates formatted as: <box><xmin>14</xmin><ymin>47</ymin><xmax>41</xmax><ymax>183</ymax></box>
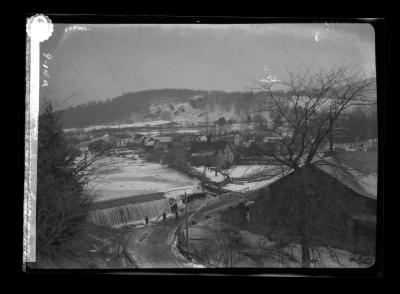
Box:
<box><xmin>220</xmin><ymin>152</ymin><xmax>378</xmax><ymax>257</ymax></box>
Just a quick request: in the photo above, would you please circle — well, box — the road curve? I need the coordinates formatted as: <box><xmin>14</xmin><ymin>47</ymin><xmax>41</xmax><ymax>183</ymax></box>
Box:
<box><xmin>124</xmin><ymin>194</ymin><xmax>242</xmax><ymax>268</ymax></box>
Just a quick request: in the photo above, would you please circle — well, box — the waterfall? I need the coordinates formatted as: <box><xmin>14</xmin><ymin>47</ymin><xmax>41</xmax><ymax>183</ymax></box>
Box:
<box><xmin>88</xmin><ymin>198</ymin><xmax>172</xmax><ymax>228</ymax></box>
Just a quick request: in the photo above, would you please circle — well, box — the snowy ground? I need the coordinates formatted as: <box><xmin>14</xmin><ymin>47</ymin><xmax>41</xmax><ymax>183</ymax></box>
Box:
<box><xmin>221</xmin><ymin>165</ymin><xmax>292</xmax><ymax>192</ymax></box>
<box><xmin>188</xmin><ymin>214</ymin><xmax>373</xmax><ymax>268</ymax></box>
<box><xmin>193</xmin><ymin>166</ymin><xmax>226</xmax><ymax>183</ymax></box>
<box><xmin>84</xmin><ymin>151</ymin><xmax>200</xmax><ymax>202</ymax></box>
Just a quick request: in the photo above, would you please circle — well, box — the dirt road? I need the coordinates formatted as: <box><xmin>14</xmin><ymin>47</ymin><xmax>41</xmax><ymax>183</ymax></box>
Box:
<box><xmin>124</xmin><ymin>218</ymin><xmax>192</xmax><ymax>268</ymax></box>
<box><xmin>124</xmin><ymin>194</ymin><xmax>242</xmax><ymax>268</ymax></box>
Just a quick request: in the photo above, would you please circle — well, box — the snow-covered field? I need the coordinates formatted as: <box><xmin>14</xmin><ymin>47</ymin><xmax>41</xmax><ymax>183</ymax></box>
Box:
<box><xmin>223</xmin><ymin>165</ymin><xmax>287</xmax><ymax>179</ymax></box>
<box><xmin>85</xmin><ymin>152</ymin><xmax>200</xmax><ymax>202</ymax></box>
<box><xmin>191</xmin><ymin>164</ymin><xmax>292</xmax><ymax>192</ymax></box>
<box><xmin>150</xmin><ymin>101</ymin><xmax>239</xmax><ymax>125</ymax></box>
<box><xmin>222</xmin><ymin>167</ymin><xmax>293</xmax><ymax>192</ymax></box>
<box><xmin>223</xmin><ymin>177</ymin><xmax>279</xmax><ymax>192</ymax></box>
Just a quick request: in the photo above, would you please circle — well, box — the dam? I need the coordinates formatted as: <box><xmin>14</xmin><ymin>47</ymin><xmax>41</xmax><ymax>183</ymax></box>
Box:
<box><xmin>85</xmin><ymin>151</ymin><xmax>202</xmax><ymax>228</ymax></box>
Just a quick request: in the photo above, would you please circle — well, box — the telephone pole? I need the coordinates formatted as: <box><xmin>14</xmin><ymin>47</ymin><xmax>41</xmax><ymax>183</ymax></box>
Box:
<box><xmin>185</xmin><ymin>192</ymin><xmax>189</xmax><ymax>255</ymax></box>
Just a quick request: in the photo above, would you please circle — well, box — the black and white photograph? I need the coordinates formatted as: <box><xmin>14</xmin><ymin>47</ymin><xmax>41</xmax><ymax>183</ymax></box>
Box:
<box><xmin>24</xmin><ymin>17</ymin><xmax>381</xmax><ymax>271</ymax></box>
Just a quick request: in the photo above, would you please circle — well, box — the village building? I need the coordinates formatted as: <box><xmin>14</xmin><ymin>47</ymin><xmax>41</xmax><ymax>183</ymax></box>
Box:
<box><xmin>200</xmin><ymin>135</ymin><xmax>208</xmax><ymax>142</ymax></box>
<box><xmin>88</xmin><ymin>139</ymin><xmax>112</xmax><ymax>153</ymax></box>
<box><xmin>73</xmin><ymin>132</ymin><xmax>95</xmax><ymax>142</ymax></box>
<box><xmin>189</xmin><ymin>141</ymin><xmax>236</xmax><ymax>169</ymax></box>
<box><xmin>153</xmin><ymin>136</ymin><xmax>173</xmax><ymax>150</ymax></box>
<box><xmin>220</xmin><ymin>134</ymin><xmax>236</xmax><ymax>146</ymax></box>
<box><xmin>77</xmin><ymin>142</ymin><xmax>89</xmax><ymax>155</ymax></box>
<box><xmin>78</xmin><ymin>134</ymin><xmax>115</xmax><ymax>154</ymax></box>
<box><xmin>166</xmin><ymin>139</ymin><xmax>187</xmax><ymax>166</ymax></box>
<box><xmin>182</xmin><ymin>134</ymin><xmax>200</xmax><ymax>144</ymax></box>
<box><xmin>114</xmin><ymin>133</ymin><xmax>135</xmax><ymax>148</ymax></box>
<box><xmin>143</xmin><ymin>139</ymin><xmax>155</xmax><ymax>152</ymax></box>
<box><xmin>234</xmin><ymin>133</ymin><xmax>242</xmax><ymax>146</ymax></box>
<box><xmin>364</xmin><ymin>138</ymin><xmax>378</xmax><ymax>151</ymax></box>
<box><xmin>132</xmin><ymin>133</ymin><xmax>144</xmax><ymax>146</ymax></box>
<box><xmin>152</xmin><ymin>136</ymin><xmax>173</xmax><ymax>159</ymax></box>
<box><xmin>236</xmin><ymin>142</ymin><xmax>278</xmax><ymax>164</ymax></box>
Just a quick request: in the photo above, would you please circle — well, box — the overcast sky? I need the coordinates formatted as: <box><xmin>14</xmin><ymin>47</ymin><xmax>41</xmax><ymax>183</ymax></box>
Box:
<box><xmin>41</xmin><ymin>23</ymin><xmax>375</xmax><ymax>108</ymax></box>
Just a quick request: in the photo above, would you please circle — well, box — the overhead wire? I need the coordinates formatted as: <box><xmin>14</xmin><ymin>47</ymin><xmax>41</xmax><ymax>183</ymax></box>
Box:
<box><xmin>48</xmin><ymin>38</ymin><xmax>99</xmax><ymax>103</ymax></box>
<box><xmin>85</xmin><ymin>26</ymin><xmax>125</xmax><ymax>95</ymax></box>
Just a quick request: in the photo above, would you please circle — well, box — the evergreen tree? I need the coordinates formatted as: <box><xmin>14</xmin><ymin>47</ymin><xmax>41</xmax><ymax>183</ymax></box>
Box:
<box><xmin>36</xmin><ymin>101</ymin><xmax>93</xmax><ymax>256</ymax></box>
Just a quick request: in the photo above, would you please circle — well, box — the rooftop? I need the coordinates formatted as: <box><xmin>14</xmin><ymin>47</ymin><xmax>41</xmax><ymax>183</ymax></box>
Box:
<box><xmin>330</xmin><ymin>151</ymin><xmax>378</xmax><ymax>174</ymax></box>
<box><xmin>222</xmin><ymin>152</ymin><xmax>378</xmax><ymax>200</ymax></box>
<box><xmin>315</xmin><ymin>156</ymin><xmax>377</xmax><ymax>200</ymax></box>
<box><xmin>154</xmin><ymin>136</ymin><xmax>173</xmax><ymax>143</ymax></box>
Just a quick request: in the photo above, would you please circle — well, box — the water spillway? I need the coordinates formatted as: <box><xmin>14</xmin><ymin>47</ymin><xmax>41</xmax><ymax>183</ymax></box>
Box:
<box><xmin>88</xmin><ymin>198</ymin><xmax>172</xmax><ymax>228</ymax></box>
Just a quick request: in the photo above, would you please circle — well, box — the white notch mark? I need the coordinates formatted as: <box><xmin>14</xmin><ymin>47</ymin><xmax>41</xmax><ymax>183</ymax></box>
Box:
<box><xmin>314</xmin><ymin>31</ymin><xmax>320</xmax><ymax>42</ymax></box>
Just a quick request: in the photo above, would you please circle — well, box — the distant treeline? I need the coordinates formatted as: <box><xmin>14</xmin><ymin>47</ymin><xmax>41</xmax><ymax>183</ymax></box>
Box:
<box><xmin>57</xmin><ymin>89</ymin><xmax>202</xmax><ymax>128</ymax></box>
<box><xmin>56</xmin><ymin>89</ymin><xmax>287</xmax><ymax>129</ymax></box>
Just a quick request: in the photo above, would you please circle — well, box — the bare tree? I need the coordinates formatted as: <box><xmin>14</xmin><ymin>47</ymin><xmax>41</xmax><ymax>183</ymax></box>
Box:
<box><xmin>73</xmin><ymin>147</ymin><xmax>120</xmax><ymax>189</ymax></box>
<box><xmin>253</xmin><ymin>65</ymin><xmax>376</xmax><ymax>267</ymax></box>
<box><xmin>215</xmin><ymin>231</ymin><xmax>242</xmax><ymax>268</ymax></box>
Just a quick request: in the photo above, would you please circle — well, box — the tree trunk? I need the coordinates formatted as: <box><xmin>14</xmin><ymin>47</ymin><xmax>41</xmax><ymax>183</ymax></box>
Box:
<box><xmin>300</xmin><ymin>233</ymin><xmax>311</xmax><ymax>268</ymax></box>
<box><xmin>329</xmin><ymin>118</ymin><xmax>334</xmax><ymax>152</ymax></box>
<box><xmin>300</xmin><ymin>168</ymin><xmax>310</xmax><ymax>268</ymax></box>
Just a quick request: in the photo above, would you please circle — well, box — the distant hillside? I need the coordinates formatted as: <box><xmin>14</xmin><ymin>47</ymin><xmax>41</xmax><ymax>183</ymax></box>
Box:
<box><xmin>58</xmin><ymin>82</ymin><xmax>376</xmax><ymax>130</ymax></box>
<box><xmin>58</xmin><ymin>89</ymin><xmax>282</xmax><ymax>129</ymax></box>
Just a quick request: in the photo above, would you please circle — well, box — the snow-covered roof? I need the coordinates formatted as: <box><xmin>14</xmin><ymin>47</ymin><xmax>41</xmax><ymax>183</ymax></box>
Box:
<box><xmin>154</xmin><ymin>136</ymin><xmax>173</xmax><ymax>143</ymax></box>
<box><xmin>163</xmin><ymin>185</ymin><xmax>202</xmax><ymax>199</ymax></box>
<box><xmin>315</xmin><ymin>157</ymin><xmax>377</xmax><ymax>200</ymax></box>
<box><xmin>222</xmin><ymin>155</ymin><xmax>377</xmax><ymax>200</ymax></box>
<box><xmin>144</xmin><ymin>140</ymin><xmax>155</xmax><ymax>146</ymax></box>
<box><xmin>115</xmin><ymin>133</ymin><xmax>133</xmax><ymax>139</ymax></box>
<box><xmin>191</xmin><ymin>151</ymin><xmax>215</xmax><ymax>157</ymax></box>
<box><xmin>81</xmin><ymin>134</ymin><xmax>112</xmax><ymax>146</ymax></box>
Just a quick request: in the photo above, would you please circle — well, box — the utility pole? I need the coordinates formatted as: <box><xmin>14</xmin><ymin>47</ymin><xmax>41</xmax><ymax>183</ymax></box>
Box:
<box><xmin>185</xmin><ymin>192</ymin><xmax>189</xmax><ymax>255</ymax></box>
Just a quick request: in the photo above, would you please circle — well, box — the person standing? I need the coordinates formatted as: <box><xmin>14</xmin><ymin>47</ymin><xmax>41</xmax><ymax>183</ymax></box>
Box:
<box><xmin>145</xmin><ymin>216</ymin><xmax>149</xmax><ymax>227</ymax></box>
<box><xmin>245</xmin><ymin>207</ymin><xmax>250</xmax><ymax>223</ymax></box>
<box><xmin>163</xmin><ymin>211</ymin><xmax>167</xmax><ymax>225</ymax></box>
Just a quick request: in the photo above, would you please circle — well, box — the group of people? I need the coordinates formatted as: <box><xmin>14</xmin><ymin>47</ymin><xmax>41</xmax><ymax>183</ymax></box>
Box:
<box><xmin>203</xmin><ymin>166</ymin><xmax>219</xmax><ymax>177</ymax></box>
<box><xmin>144</xmin><ymin>210</ymin><xmax>179</xmax><ymax>227</ymax></box>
